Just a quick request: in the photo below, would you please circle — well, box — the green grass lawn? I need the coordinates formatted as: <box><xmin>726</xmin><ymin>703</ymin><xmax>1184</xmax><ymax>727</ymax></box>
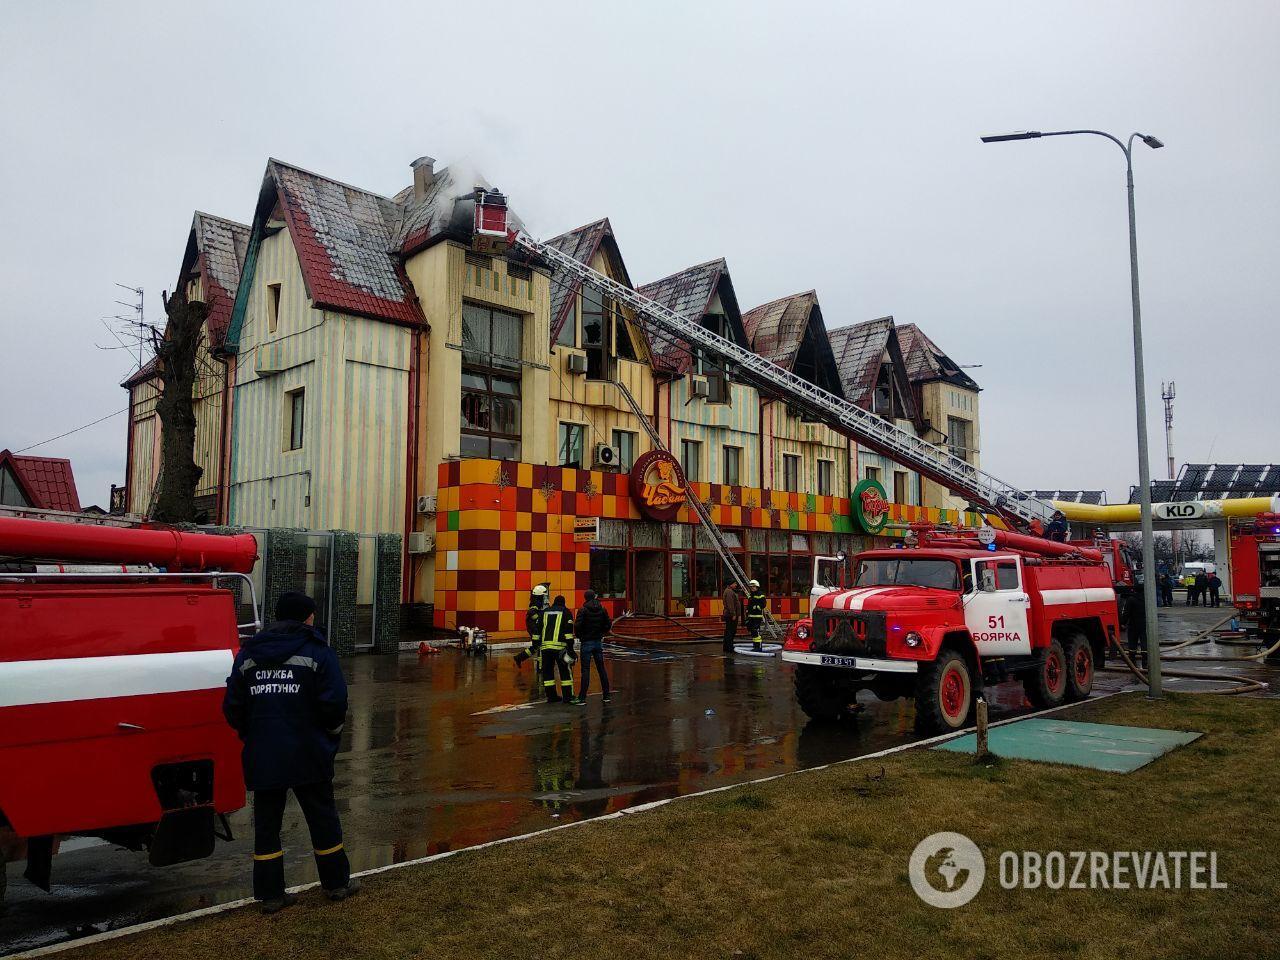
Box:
<box><xmin>67</xmin><ymin>693</ymin><xmax>1280</xmax><ymax>960</ymax></box>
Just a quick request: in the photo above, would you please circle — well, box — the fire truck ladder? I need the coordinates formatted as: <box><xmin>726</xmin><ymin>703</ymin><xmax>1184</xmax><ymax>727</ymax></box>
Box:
<box><xmin>611</xmin><ymin>378</ymin><xmax>783</xmax><ymax>640</ymax></box>
<box><xmin>512</xmin><ymin>232</ymin><xmax>1055</xmax><ymax>531</ymax></box>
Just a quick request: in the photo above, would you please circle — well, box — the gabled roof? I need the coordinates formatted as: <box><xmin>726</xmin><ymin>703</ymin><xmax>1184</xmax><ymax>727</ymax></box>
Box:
<box><xmin>827</xmin><ymin>317</ymin><xmax>894</xmax><ymax>407</ymax></box>
<box><xmin>826</xmin><ymin>316</ymin><xmax>918</xmax><ymax>421</ymax></box>
<box><xmin>187</xmin><ymin>211</ymin><xmax>250</xmax><ymax>347</ymax></box>
<box><xmin>741</xmin><ymin>291</ymin><xmax>818</xmax><ymax>371</ymax></box>
<box><xmin>636</xmin><ymin>258</ymin><xmax>749</xmax><ymax>375</ymax></box>
<box><xmin>896</xmin><ymin>323</ymin><xmax>979</xmax><ymax>391</ymax></box>
<box><xmin>546</xmin><ymin>218</ymin><xmax>616</xmax><ymax>343</ymax></box>
<box><xmin>741</xmin><ymin>291</ymin><xmax>844</xmax><ymax>396</ymax></box>
<box><xmin>0</xmin><ymin>449</ymin><xmax>81</xmax><ymax>512</ymax></box>
<box><xmin>267</xmin><ymin>159</ymin><xmax>423</xmax><ymax>326</ymax></box>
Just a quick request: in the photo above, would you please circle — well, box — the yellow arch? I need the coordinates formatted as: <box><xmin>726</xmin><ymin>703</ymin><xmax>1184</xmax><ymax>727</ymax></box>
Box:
<box><xmin>1053</xmin><ymin>495</ymin><xmax>1280</xmax><ymax>525</ymax></box>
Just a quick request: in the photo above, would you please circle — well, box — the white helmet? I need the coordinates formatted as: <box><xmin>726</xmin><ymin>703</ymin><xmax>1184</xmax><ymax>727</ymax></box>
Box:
<box><xmin>748</xmin><ymin>579</ymin><xmax>760</xmax><ymax>589</ymax></box>
<box><xmin>532</xmin><ymin>584</ymin><xmax>548</xmax><ymax>596</ymax></box>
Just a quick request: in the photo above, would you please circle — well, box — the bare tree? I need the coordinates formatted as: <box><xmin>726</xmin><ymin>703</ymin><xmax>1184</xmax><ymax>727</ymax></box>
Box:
<box><xmin>150</xmin><ymin>290</ymin><xmax>208</xmax><ymax>523</ymax></box>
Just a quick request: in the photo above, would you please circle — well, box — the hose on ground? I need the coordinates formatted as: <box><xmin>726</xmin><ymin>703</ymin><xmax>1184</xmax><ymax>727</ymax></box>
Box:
<box><xmin>1103</xmin><ymin>629</ymin><xmax>1269</xmax><ymax>695</ymax></box>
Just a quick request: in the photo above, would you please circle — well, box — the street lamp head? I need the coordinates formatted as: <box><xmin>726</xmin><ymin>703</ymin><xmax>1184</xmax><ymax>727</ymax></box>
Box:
<box><xmin>980</xmin><ymin>131</ymin><xmax>1043</xmax><ymax>143</ymax></box>
<box><xmin>1140</xmin><ymin>134</ymin><xmax>1165</xmax><ymax>149</ymax></box>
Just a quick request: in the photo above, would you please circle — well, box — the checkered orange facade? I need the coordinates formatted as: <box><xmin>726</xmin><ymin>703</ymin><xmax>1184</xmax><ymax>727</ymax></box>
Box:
<box><xmin>432</xmin><ymin>458</ymin><xmax>988</xmax><ymax>638</ymax></box>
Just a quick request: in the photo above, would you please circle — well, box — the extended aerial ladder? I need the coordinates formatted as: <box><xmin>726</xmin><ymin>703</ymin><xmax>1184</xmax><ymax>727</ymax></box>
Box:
<box><xmin>477</xmin><ymin>192</ymin><xmax>1057</xmax><ymax>634</ymax></box>
<box><xmin>502</xmin><ymin>227</ymin><xmax>1056</xmax><ymax>530</ymax></box>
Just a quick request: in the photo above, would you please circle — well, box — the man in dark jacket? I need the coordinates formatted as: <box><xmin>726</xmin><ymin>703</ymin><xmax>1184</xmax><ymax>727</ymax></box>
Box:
<box><xmin>574</xmin><ymin>590</ymin><xmax>612</xmax><ymax>704</ymax></box>
<box><xmin>721</xmin><ymin>581</ymin><xmax>742</xmax><ymax>653</ymax></box>
<box><xmin>1120</xmin><ymin>583</ymin><xmax>1147</xmax><ymax>663</ymax></box>
<box><xmin>1043</xmin><ymin>511</ymin><xmax>1070</xmax><ymax>543</ymax></box>
<box><xmin>1193</xmin><ymin>572</ymin><xmax>1209</xmax><ymax>607</ymax></box>
<box><xmin>223</xmin><ymin>592</ymin><xmax>355</xmax><ymax>913</ymax></box>
<box><xmin>539</xmin><ymin>595</ymin><xmax>576</xmax><ymax>703</ymax></box>
<box><xmin>1207</xmin><ymin>572</ymin><xmax>1223</xmax><ymax>607</ymax></box>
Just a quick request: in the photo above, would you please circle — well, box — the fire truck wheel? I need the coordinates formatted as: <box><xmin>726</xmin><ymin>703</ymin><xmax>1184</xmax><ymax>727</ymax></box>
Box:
<box><xmin>794</xmin><ymin>666</ymin><xmax>856</xmax><ymax>722</ymax></box>
<box><xmin>1064</xmin><ymin>632</ymin><xmax>1094</xmax><ymax>701</ymax></box>
<box><xmin>1025</xmin><ymin>638</ymin><xmax>1068</xmax><ymax>709</ymax></box>
<box><xmin>916</xmin><ymin>649</ymin><xmax>972</xmax><ymax>732</ymax></box>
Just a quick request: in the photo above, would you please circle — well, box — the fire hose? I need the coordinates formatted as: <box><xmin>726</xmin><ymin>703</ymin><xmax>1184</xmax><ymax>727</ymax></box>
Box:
<box><xmin>1103</xmin><ymin>613</ymin><xmax>1270</xmax><ymax>695</ymax></box>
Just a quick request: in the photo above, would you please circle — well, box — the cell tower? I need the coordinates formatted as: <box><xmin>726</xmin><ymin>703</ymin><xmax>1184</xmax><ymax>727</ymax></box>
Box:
<box><xmin>1162</xmin><ymin>381</ymin><xmax>1179</xmax><ymax>565</ymax></box>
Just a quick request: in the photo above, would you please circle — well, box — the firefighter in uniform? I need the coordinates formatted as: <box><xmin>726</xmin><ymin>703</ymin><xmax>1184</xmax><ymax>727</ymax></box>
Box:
<box><xmin>514</xmin><ymin>584</ymin><xmax>549</xmax><ymax>672</ymax></box>
<box><xmin>223</xmin><ymin>592</ymin><xmax>357</xmax><ymax>913</ymax></box>
<box><xmin>539</xmin><ymin>594</ymin><xmax>577</xmax><ymax>702</ymax></box>
<box><xmin>745</xmin><ymin>579</ymin><xmax>768</xmax><ymax>652</ymax></box>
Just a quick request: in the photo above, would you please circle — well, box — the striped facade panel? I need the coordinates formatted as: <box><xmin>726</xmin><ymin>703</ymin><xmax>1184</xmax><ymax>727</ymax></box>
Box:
<box><xmin>764</xmin><ymin>401</ymin><xmax>851</xmax><ymax>498</ymax></box>
<box><xmin>191</xmin><ymin>346</ymin><xmax>225</xmax><ymax>500</ymax></box>
<box><xmin>228</xmin><ymin>225</ymin><xmax>330</xmax><ymax>531</ymax></box>
<box><xmin>859</xmin><ymin>450</ymin><xmax>922</xmax><ymax>505</ymax></box>
<box><xmin>128</xmin><ymin>409</ymin><xmax>158</xmax><ymax>512</ymax></box>
<box><xmin>549</xmin><ymin>357</ymin><xmax>655</xmax><ymax>467</ymax></box>
<box><xmin>331</xmin><ymin>318</ymin><xmax>409</xmax><ymax>534</ymax></box>
<box><xmin>664</xmin><ymin>379</ymin><xmax>760</xmax><ymax>486</ymax></box>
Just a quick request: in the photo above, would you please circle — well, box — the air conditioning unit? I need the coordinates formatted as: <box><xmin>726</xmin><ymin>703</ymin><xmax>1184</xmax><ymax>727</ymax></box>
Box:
<box><xmin>690</xmin><ymin>375</ymin><xmax>710</xmax><ymax>398</ymax></box>
<box><xmin>416</xmin><ymin>495</ymin><xmax>437</xmax><ymax>515</ymax></box>
<box><xmin>594</xmin><ymin>443</ymin><xmax>620</xmax><ymax>469</ymax></box>
<box><xmin>566</xmin><ymin>353</ymin><xmax>588</xmax><ymax>375</ymax></box>
<box><xmin>408</xmin><ymin>532</ymin><xmax>436</xmax><ymax>554</ymax></box>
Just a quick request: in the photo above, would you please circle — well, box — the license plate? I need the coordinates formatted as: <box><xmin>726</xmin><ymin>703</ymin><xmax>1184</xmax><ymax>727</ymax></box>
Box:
<box><xmin>820</xmin><ymin>654</ymin><xmax>858</xmax><ymax>668</ymax></box>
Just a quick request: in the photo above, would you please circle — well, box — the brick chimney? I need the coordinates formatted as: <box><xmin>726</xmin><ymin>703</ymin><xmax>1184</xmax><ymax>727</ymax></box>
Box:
<box><xmin>410</xmin><ymin>156</ymin><xmax>436</xmax><ymax>201</ymax></box>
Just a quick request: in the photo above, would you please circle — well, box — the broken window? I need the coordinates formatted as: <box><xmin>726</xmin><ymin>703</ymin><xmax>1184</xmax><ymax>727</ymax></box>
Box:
<box><xmin>581</xmin><ymin>286</ymin><xmax>609</xmax><ymax>380</ymax></box>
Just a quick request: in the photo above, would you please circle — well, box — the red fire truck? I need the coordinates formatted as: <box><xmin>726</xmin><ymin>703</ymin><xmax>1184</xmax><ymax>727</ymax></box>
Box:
<box><xmin>1229</xmin><ymin>513</ymin><xmax>1280</xmax><ymax>648</ymax></box>
<box><xmin>0</xmin><ymin>515</ymin><xmax>258</xmax><ymax>898</ymax></box>
<box><xmin>783</xmin><ymin>525</ymin><xmax>1121</xmax><ymax>731</ymax></box>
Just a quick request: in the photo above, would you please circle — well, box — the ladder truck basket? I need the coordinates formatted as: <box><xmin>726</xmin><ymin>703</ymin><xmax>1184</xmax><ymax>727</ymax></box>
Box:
<box><xmin>473</xmin><ymin>188</ymin><xmax>510</xmax><ymax>237</ymax></box>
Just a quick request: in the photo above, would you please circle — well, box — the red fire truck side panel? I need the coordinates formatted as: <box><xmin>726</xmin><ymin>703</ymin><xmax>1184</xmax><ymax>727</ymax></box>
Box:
<box><xmin>0</xmin><ymin>583</ymin><xmax>245</xmax><ymax>837</ymax></box>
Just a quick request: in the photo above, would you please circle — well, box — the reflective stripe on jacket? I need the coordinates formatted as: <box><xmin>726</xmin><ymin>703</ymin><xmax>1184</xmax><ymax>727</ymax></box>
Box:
<box><xmin>745</xmin><ymin>591</ymin><xmax>768</xmax><ymax>620</ymax></box>
<box><xmin>540</xmin><ymin>607</ymin><xmax>575</xmax><ymax>651</ymax></box>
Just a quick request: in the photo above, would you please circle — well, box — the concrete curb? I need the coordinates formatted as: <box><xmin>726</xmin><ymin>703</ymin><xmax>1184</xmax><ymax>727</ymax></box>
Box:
<box><xmin>8</xmin><ymin>691</ymin><xmax>1119</xmax><ymax>959</ymax></box>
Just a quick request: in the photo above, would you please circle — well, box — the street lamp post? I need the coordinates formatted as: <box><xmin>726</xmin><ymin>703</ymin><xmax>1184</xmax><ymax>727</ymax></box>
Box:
<box><xmin>981</xmin><ymin>129</ymin><xmax>1164</xmax><ymax>698</ymax></box>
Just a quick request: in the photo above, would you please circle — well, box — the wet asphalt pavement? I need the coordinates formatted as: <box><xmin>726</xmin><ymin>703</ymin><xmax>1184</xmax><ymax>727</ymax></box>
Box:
<box><xmin>3</xmin><ymin>605</ymin><xmax>1275</xmax><ymax>955</ymax></box>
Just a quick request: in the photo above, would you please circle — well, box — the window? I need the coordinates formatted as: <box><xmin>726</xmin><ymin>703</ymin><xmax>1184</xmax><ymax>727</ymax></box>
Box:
<box><xmin>856</xmin><ymin>558</ymin><xmax>960</xmax><ymax>591</ymax></box>
<box><xmin>461</xmin><ymin>371</ymin><xmax>521</xmax><ymax>460</ymax></box>
<box><xmin>267</xmin><ymin>283</ymin><xmax>281</xmax><ymax>334</ymax></box>
<box><xmin>0</xmin><ymin>464</ymin><xmax>31</xmax><ymax>507</ymax></box>
<box><xmin>817</xmin><ymin>459</ymin><xmax>834</xmax><ymax>496</ymax></box>
<box><xmin>581</xmin><ymin>287</ymin><xmax>609</xmax><ymax>380</ymax></box>
<box><xmin>555</xmin><ymin>299</ymin><xmax>576</xmax><ymax>347</ymax></box>
<box><xmin>769</xmin><ymin>554</ymin><xmax>791</xmax><ymax>597</ymax></box>
<box><xmin>782</xmin><ymin>454</ymin><xmax>800</xmax><ymax>492</ymax></box>
<box><xmin>974</xmin><ymin>559</ymin><xmax>1021</xmax><ymax>592</ymax></box>
<box><xmin>947</xmin><ymin>416</ymin><xmax>972</xmax><ymax>462</ymax></box>
<box><xmin>462</xmin><ymin>303</ymin><xmax>523</xmax><ymax>371</ymax></box>
<box><xmin>865</xmin><ymin>465</ymin><xmax>881</xmax><ymax>484</ymax></box>
<box><xmin>589</xmin><ymin>548</ymin><xmax>627</xmax><ymax>598</ymax></box>
<box><xmin>671</xmin><ymin>553</ymin><xmax>690</xmax><ymax>603</ymax></box>
<box><xmin>894</xmin><ymin>471</ymin><xmax>909</xmax><ymax>504</ymax></box>
<box><xmin>705</xmin><ymin>369</ymin><xmax>730</xmax><ymax>404</ymax></box>
<box><xmin>680</xmin><ymin>439</ymin><xmax>701</xmax><ymax>482</ymax></box>
<box><xmin>287</xmin><ymin>388</ymin><xmax>305</xmax><ymax>450</ymax></box>
<box><xmin>558</xmin><ymin>422</ymin><xmax>586</xmax><ymax>467</ymax></box>
<box><xmin>461</xmin><ymin>304</ymin><xmax>524</xmax><ymax>461</ymax></box>
<box><xmin>723</xmin><ymin>445</ymin><xmax>742</xmax><ymax>486</ymax></box>
<box><xmin>612</xmin><ymin>429</ymin><xmax>637</xmax><ymax>471</ymax></box>
<box><xmin>695</xmin><ymin>552</ymin><xmax>719</xmax><ymax>597</ymax></box>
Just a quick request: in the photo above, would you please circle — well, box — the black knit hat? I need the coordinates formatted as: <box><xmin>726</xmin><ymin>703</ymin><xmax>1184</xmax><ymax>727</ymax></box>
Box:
<box><xmin>584</xmin><ymin>590</ymin><xmax>597</xmax><ymax>602</ymax></box>
<box><xmin>276</xmin><ymin>591</ymin><xmax>317</xmax><ymax>623</ymax></box>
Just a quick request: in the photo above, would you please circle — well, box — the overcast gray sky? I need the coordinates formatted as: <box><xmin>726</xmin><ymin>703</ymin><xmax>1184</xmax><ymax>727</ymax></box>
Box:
<box><xmin>2</xmin><ymin>1</ymin><xmax>1277</xmax><ymax>508</ymax></box>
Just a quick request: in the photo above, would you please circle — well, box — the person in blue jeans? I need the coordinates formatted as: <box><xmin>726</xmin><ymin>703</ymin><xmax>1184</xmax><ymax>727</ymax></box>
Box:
<box><xmin>573</xmin><ymin>590</ymin><xmax>612</xmax><ymax>704</ymax></box>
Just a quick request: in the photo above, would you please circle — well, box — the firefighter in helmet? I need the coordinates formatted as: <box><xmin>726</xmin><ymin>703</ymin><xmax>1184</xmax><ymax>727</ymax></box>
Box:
<box><xmin>539</xmin><ymin>594</ymin><xmax>577</xmax><ymax>703</ymax></box>
<box><xmin>744</xmin><ymin>579</ymin><xmax>769</xmax><ymax>652</ymax></box>
<box><xmin>514</xmin><ymin>583</ymin><xmax>549</xmax><ymax>670</ymax></box>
